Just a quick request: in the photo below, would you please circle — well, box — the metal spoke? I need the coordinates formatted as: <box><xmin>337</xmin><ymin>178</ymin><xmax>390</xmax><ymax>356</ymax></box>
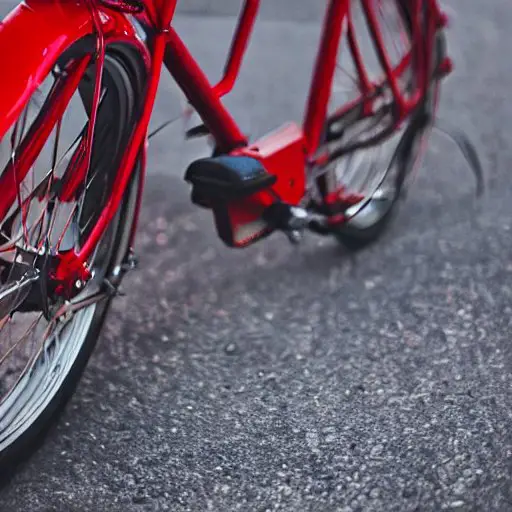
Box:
<box><xmin>0</xmin><ymin>314</ymin><xmax>41</xmax><ymax>369</ymax></box>
<box><xmin>10</xmin><ymin>118</ymin><xmax>29</xmax><ymax>247</ymax></box>
<box><xmin>335</xmin><ymin>63</ymin><xmax>360</xmax><ymax>93</ymax></box>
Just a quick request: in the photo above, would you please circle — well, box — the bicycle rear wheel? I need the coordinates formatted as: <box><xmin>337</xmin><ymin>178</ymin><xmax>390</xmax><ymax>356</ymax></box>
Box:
<box><xmin>0</xmin><ymin>39</ymin><xmax>146</xmax><ymax>477</ymax></box>
<box><xmin>315</xmin><ymin>0</ymin><xmax>446</xmax><ymax>249</ymax></box>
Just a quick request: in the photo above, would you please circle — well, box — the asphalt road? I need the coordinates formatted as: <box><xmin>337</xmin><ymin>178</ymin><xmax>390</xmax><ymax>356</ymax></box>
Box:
<box><xmin>1</xmin><ymin>1</ymin><xmax>512</xmax><ymax>511</ymax></box>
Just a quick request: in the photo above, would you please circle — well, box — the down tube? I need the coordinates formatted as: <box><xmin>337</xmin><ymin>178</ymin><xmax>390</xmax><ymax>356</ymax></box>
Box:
<box><xmin>303</xmin><ymin>0</ymin><xmax>348</xmax><ymax>155</ymax></box>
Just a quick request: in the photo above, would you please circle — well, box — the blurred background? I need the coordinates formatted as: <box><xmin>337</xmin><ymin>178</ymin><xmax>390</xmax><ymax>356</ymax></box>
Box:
<box><xmin>1</xmin><ymin>0</ymin><xmax>512</xmax><ymax>511</ymax></box>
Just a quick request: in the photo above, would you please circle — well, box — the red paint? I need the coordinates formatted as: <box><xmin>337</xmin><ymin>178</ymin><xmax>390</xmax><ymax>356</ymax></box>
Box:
<box><xmin>347</xmin><ymin>14</ymin><xmax>375</xmax><ymax>116</ymax></box>
<box><xmin>73</xmin><ymin>30</ymin><xmax>167</xmax><ymax>274</ymax></box>
<box><xmin>162</xmin><ymin>28</ymin><xmax>248</xmax><ymax>152</ymax></box>
<box><xmin>60</xmin><ymin>0</ymin><xmax>107</xmax><ymax>203</ymax></box>
<box><xmin>0</xmin><ymin>57</ymin><xmax>91</xmax><ymax>222</ymax></box>
<box><xmin>207</xmin><ymin>123</ymin><xmax>307</xmax><ymax>248</ymax></box>
<box><xmin>0</xmin><ymin>0</ymin><xmax>451</xmax><ymax>288</ymax></box>
<box><xmin>0</xmin><ymin>0</ymin><xmax>137</xmax><ymax>137</ymax></box>
<box><xmin>234</xmin><ymin>123</ymin><xmax>307</xmax><ymax>206</ymax></box>
<box><xmin>213</xmin><ymin>0</ymin><xmax>260</xmax><ymax>98</ymax></box>
<box><xmin>303</xmin><ymin>0</ymin><xmax>349</xmax><ymax>155</ymax></box>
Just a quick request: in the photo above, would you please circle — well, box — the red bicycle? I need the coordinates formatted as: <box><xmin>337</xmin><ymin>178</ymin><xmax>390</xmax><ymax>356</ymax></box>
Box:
<box><xmin>0</xmin><ymin>0</ymin><xmax>453</xmax><ymax>473</ymax></box>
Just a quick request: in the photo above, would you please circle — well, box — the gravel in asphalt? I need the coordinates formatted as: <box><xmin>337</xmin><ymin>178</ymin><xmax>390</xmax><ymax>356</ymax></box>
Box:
<box><xmin>0</xmin><ymin>1</ymin><xmax>511</xmax><ymax>511</ymax></box>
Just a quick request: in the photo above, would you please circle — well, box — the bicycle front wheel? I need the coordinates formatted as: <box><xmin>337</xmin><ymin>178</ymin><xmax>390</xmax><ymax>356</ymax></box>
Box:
<box><xmin>0</xmin><ymin>39</ymin><xmax>146</xmax><ymax>477</ymax></box>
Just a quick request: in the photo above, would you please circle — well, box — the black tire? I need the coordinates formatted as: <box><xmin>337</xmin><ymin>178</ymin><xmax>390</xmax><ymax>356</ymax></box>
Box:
<box><xmin>0</xmin><ymin>39</ymin><xmax>147</xmax><ymax>480</ymax></box>
<box><xmin>320</xmin><ymin>1</ymin><xmax>446</xmax><ymax>251</ymax></box>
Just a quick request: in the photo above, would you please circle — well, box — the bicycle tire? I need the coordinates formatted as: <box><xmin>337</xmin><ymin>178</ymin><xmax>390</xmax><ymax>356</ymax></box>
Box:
<box><xmin>0</xmin><ymin>39</ymin><xmax>147</xmax><ymax>480</ymax></box>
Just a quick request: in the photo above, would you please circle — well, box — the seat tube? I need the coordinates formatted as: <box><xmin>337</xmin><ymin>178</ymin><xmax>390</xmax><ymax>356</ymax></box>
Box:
<box><xmin>303</xmin><ymin>0</ymin><xmax>349</xmax><ymax>156</ymax></box>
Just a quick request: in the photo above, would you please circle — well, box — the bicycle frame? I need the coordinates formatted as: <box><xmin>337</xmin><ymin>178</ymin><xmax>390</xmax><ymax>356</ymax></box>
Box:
<box><xmin>0</xmin><ymin>0</ymin><xmax>450</xmax><ymax>288</ymax></box>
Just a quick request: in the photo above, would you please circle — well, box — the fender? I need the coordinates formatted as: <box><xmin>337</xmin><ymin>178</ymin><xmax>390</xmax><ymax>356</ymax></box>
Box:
<box><xmin>0</xmin><ymin>0</ymin><xmax>146</xmax><ymax>137</ymax></box>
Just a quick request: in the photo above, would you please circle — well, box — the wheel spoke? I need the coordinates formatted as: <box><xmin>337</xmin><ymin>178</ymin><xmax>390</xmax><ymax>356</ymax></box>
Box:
<box><xmin>0</xmin><ymin>314</ymin><xmax>42</xmax><ymax>399</ymax></box>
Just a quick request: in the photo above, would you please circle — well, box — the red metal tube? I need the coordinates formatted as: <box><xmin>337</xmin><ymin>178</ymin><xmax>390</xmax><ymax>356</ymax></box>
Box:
<box><xmin>303</xmin><ymin>0</ymin><xmax>349</xmax><ymax>155</ymax></box>
<box><xmin>213</xmin><ymin>0</ymin><xmax>260</xmax><ymax>98</ymax></box>
<box><xmin>66</xmin><ymin>32</ymin><xmax>168</xmax><ymax>271</ymax></box>
<box><xmin>163</xmin><ymin>27</ymin><xmax>248</xmax><ymax>152</ymax></box>
<box><xmin>0</xmin><ymin>57</ymin><xmax>91</xmax><ymax>222</ymax></box>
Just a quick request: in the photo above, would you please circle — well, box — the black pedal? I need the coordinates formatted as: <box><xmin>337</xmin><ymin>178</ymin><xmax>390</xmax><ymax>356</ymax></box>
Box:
<box><xmin>185</xmin><ymin>155</ymin><xmax>277</xmax><ymax>206</ymax></box>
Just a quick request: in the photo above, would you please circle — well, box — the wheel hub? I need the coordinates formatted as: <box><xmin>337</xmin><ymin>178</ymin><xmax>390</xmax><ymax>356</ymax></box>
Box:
<box><xmin>0</xmin><ymin>247</ymin><xmax>88</xmax><ymax>319</ymax></box>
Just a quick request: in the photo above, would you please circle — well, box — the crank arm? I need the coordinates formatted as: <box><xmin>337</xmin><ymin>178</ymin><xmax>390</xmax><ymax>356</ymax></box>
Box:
<box><xmin>263</xmin><ymin>203</ymin><xmax>336</xmax><ymax>244</ymax></box>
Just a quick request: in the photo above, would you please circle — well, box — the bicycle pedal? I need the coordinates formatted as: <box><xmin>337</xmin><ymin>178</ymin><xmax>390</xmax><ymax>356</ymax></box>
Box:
<box><xmin>185</xmin><ymin>155</ymin><xmax>277</xmax><ymax>204</ymax></box>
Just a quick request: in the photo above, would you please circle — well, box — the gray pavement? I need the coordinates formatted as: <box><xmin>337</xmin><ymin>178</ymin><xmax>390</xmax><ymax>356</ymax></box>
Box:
<box><xmin>1</xmin><ymin>1</ymin><xmax>512</xmax><ymax>511</ymax></box>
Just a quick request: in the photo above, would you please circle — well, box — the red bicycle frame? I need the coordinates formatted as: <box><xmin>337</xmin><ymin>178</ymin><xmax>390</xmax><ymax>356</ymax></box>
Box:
<box><xmin>0</xmin><ymin>0</ymin><xmax>450</xmax><ymax>288</ymax></box>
